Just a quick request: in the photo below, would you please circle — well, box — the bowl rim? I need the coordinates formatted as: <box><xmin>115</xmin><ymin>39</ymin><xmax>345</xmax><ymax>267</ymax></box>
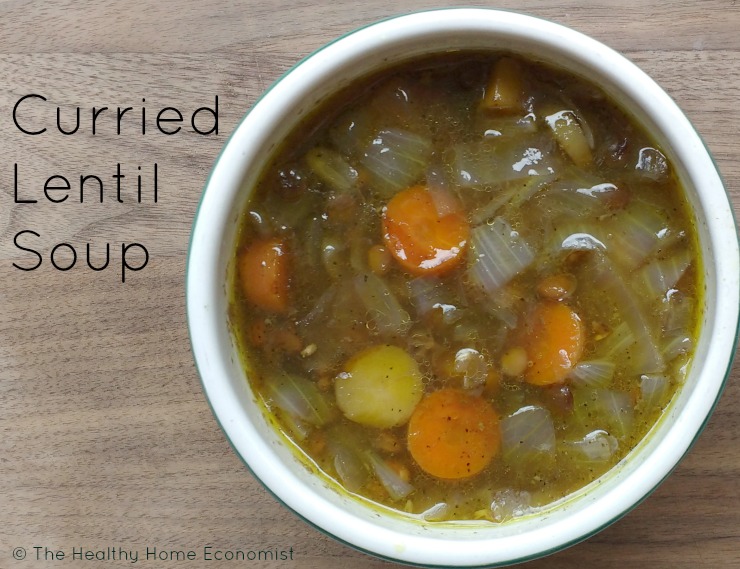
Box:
<box><xmin>186</xmin><ymin>7</ymin><xmax>740</xmax><ymax>567</ymax></box>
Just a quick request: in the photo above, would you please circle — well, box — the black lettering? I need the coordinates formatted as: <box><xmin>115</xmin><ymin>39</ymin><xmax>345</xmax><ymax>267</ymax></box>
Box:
<box><xmin>80</xmin><ymin>174</ymin><xmax>104</xmax><ymax>203</ymax></box>
<box><xmin>141</xmin><ymin>98</ymin><xmax>146</xmax><ymax>134</ymax></box>
<box><xmin>13</xmin><ymin>230</ymin><xmax>42</xmax><ymax>271</ymax></box>
<box><xmin>51</xmin><ymin>242</ymin><xmax>77</xmax><ymax>271</ymax></box>
<box><xmin>191</xmin><ymin>95</ymin><xmax>219</xmax><ymax>135</ymax></box>
<box><xmin>117</xmin><ymin>106</ymin><xmax>133</xmax><ymax>135</ymax></box>
<box><xmin>92</xmin><ymin>107</ymin><xmax>108</xmax><ymax>135</ymax></box>
<box><xmin>113</xmin><ymin>163</ymin><xmax>125</xmax><ymax>203</ymax></box>
<box><xmin>13</xmin><ymin>93</ymin><xmax>47</xmax><ymax>135</ymax></box>
<box><xmin>57</xmin><ymin>105</ymin><xmax>80</xmax><ymax>135</ymax></box>
<box><xmin>86</xmin><ymin>242</ymin><xmax>110</xmax><ymax>271</ymax></box>
<box><xmin>156</xmin><ymin>107</ymin><xmax>183</xmax><ymax>135</ymax></box>
<box><xmin>14</xmin><ymin>163</ymin><xmax>37</xmax><ymax>204</ymax></box>
<box><xmin>44</xmin><ymin>175</ymin><xmax>71</xmax><ymax>203</ymax></box>
<box><xmin>122</xmin><ymin>243</ymin><xmax>149</xmax><ymax>283</ymax></box>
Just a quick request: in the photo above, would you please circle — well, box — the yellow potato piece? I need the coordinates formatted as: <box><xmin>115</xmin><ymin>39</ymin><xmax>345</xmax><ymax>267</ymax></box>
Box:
<box><xmin>335</xmin><ymin>345</ymin><xmax>423</xmax><ymax>429</ymax></box>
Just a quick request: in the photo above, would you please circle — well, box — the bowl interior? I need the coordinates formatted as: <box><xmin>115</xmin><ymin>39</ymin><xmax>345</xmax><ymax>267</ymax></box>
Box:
<box><xmin>187</xmin><ymin>9</ymin><xmax>739</xmax><ymax>567</ymax></box>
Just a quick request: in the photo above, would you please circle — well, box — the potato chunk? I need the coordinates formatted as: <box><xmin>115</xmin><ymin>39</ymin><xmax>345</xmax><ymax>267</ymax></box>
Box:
<box><xmin>335</xmin><ymin>345</ymin><xmax>423</xmax><ymax>428</ymax></box>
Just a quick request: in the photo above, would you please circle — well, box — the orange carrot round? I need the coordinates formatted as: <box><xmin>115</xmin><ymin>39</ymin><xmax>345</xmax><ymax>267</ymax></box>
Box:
<box><xmin>522</xmin><ymin>302</ymin><xmax>584</xmax><ymax>385</ymax></box>
<box><xmin>407</xmin><ymin>388</ymin><xmax>500</xmax><ymax>480</ymax></box>
<box><xmin>238</xmin><ymin>237</ymin><xmax>289</xmax><ymax>313</ymax></box>
<box><xmin>382</xmin><ymin>186</ymin><xmax>469</xmax><ymax>276</ymax></box>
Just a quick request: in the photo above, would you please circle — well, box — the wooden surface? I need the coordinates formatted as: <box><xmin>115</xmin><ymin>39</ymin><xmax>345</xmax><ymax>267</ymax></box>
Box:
<box><xmin>1</xmin><ymin>1</ymin><xmax>738</xmax><ymax>568</ymax></box>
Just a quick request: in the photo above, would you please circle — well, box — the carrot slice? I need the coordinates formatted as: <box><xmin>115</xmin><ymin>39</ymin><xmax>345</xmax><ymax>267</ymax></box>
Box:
<box><xmin>521</xmin><ymin>302</ymin><xmax>584</xmax><ymax>385</ymax></box>
<box><xmin>407</xmin><ymin>388</ymin><xmax>500</xmax><ymax>480</ymax></box>
<box><xmin>382</xmin><ymin>186</ymin><xmax>469</xmax><ymax>276</ymax></box>
<box><xmin>238</xmin><ymin>237</ymin><xmax>289</xmax><ymax>313</ymax></box>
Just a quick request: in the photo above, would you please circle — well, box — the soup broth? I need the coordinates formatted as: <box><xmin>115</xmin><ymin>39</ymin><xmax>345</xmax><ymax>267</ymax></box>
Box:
<box><xmin>229</xmin><ymin>53</ymin><xmax>700</xmax><ymax>522</ymax></box>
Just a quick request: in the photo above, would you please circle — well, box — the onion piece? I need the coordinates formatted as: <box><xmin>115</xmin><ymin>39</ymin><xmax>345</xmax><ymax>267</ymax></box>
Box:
<box><xmin>468</xmin><ymin>217</ymin><xmax>535</xmax><ymax>295</ymax></box>
<box><xmin>450</xmin><ymin>136</ymin><xmax>560</xmax><ymax>189</ymax></box>
<box><xmin>566</xmin><ymin>430</ymin><xmax>618</xmax><ymax>462</ymax></box>
<box><xmin>279</xmin><ymin>412</ymin><xmax>312</xmax><ymax>442</ymax></box>
<box><xmin>544</xmin><ymin>109</ymin><xmax>592</xmax><ymax>166</ymax></box>
<box><xmin>595</xmin><ymin>389</ymin><xmax>634</xmax><ymax>438</ymax></box>
<box><xmin>304</xmin><ymin>146</ymin><xmax>359</xmax><ymax>193</ymax></box>
<box><xmin>595</xmin><ymin>321</ymin><xmax>636</xmax><ymax>359</ymax></box>
<box><xmin>365</xmin><ymin>451</ymin><xmax>414</xmax><ymax>501</ymax></box>
<box><xmin>501</xmin><ymin>405</ymin><xmax>556</xmax><ymax>460</ymax></box>
<box><xmin>663</xmin><ymin>293</ymin><xmax>695</xmax><ymax>333</ymax></box>
<box><xmin>568</xmin><ymin>360</ymin><xmax>615</xmax><ymax>388</ymax></box>
<box><xmin>417</xmin><ymin>502</ymin><xmax>450</xmax><ymax>522</ymax></box>
<box><xmin>548</xmin><ymin>220</ymin><xmax>608</xmax><ymax>253</ymax></box>
<box><xmin>328</xmin><ymin>107</ymin><xmax>374</xmax><ymax>156</ymax></box>
<box><xmin>264</xmin><ymin>373</ymin><xmax>333</xmax><ymax>426</ymax></box>
<box><xmin>408</xmin><ymin>276</ymin><xmax>445</xmax><ymax>316</ymax></box>
<box><xmin>635</xmin><ymin>147</ymin><xmax>669</xmax><ymax>182</ymax></box>
<box><xmin>663</xmin><ymin>333</ymin><xmax>692</xmax><ymax>361</ymax></box>
<box><xmin>328</xmin><ymin>439</ymin><xmax>369</xmax><ymax>493</ymax></box>
<box><xmin>608</xmin><ymin>206</ymin><xmax>669</xmax><ymax>269</ymax></box>
<box><xmin>635</xmin><ymin>250</ymin><xmax>692</xmax><ymax>299</ymax></box>
<box><xmin>573</xmin><ymin>388</ymin><xmax>634</xmax><ymax>439</ymax></box>
<box><xmin>640</xmin><ymin>374</ymin><xmax>669</xmax><ymax>409</ymax></box>
<box><xmin>490</xmin><ymin>489</ymin><xmax>533</xmax><ymax>523</ymax></box>
<box><xmin>361</xmin><ymin>128</ymin><xmax>431</xmax><ymax>197</ymax></box>
<box><xmin>538</xmin><ymin>177</ymin><xmax>618</xmax><ymax>219</ymax></box>
<box><xmin>354</xmin><ymin>273</ymin><xmax>411</xmax><ymax>336</ymax></box>
<box><xmin>588</xmin><ymin>252</ymin><xmax>665</xmax><ymax>373</ymax></box>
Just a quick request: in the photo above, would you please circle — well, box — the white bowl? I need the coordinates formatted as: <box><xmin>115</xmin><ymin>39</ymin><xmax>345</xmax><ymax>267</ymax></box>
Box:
<box><xmin>187</xmin><ymin>9</ymin><xmax>739</xmax><ymax>567</ymax></box>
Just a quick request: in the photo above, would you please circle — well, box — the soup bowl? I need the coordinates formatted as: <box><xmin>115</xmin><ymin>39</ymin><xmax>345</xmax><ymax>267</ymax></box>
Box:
<box><xmin>187</xmin><ymin>8</ymin><xmax>739</xmax><ymax>567</ymax></box>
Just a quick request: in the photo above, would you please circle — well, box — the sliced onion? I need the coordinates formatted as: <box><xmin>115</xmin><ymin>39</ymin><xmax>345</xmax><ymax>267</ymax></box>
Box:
<box><xmin>264</xmin><ymin>373</ymin><xmax>333</xmax><ymax>426</ymax></box>
<box><xmin>328</xmin><ymin>107</ymin><xmax>374</xmax><ymax>156</ymax></box>
<box><xmin>468</xmin><ymin>217</ymin><xmax>534</xmax><ymax>295</ymax></box>
<box><xmin>573</xmin><ymin>388</ymin><xmax>635</xmax><ymax>439</ymax></box>
<box><xmin>640</xmin><ymin>374</ymin><xmax>669</xmax><ymax>409</ymax></box>
<box><xmin>361</xmin><ymin>128</ymin><xmax>431</xmax><ymax>197</ymax></box>
<box><xmin>635</xmin><ymin>147</ymin><xmax>669</xmax><ymax>182</ymax></box>
<box><xmin>354</xmin><ymin>273</ymin><xmax>411</xmax><ymax>336</ymax></box>
<box><xmin>279</xmin><ymin>412</ymin><xmax>312</xmax><ymax>441</ymax></box>
<box><xmin>588</xmin><ymin>252</ymin><xmax>665</xmax><ymax>373</ymax></box>
<box><xmin>417</xmin><ymin>502</ymin><xmax>450</xmax><ymax>522</ymax></box>
<box><xmin>663</xmin><ymin>293</ymin><xmax>695</xmax><ymax>333</ymax></box>
<box><xmin>595</xmin><ymin>321</ymin><xmax>636</xmax><ymax>359</ymax></box>
<box><xmin>304</xmin><ymin>146</ymin><xmax>359</xmax><ymax>193</ymax></box>
<box><xmin>568</xmin><ymin>360</ymin><xmax>615</xmax><ymax>388</ymax></box>
<box><xmin>544</xmin><ymin>109</ymin><xmax>592</xmax><ymax>166</ymax></box>
<box><xmin>608</xmin><ymin>206</ymin><xmax>669</xmax><ymax>269</ymax></box>
<box><xmin>329</xmin><ymin>440</ymin><xmax>369</xmax><ymax>493</ymax></box>
<box><xmin>365</xmin><ymin>451</ymin><xmax>414</xmax><ymax>501</ymax></box>
<box><xmin>408</xmin><ymin>276</ymin><xmax>445</xmax><ymax>316</ymax></box>
<box><xmin>538</xmin><ymin>177</ymin><xmax>618</xmax><ymax>219</ymax></box>
<box><xmin>450</xmin><ymin>136</ymin><xmax>560</xmax><ymax>189</ymax></box>
<box><xmin>548</xmin><ymin>220</ymin><xmax>607</xmax><ymax>253</ymax></box>
<box><xmin>595</xmin><ymin>389</ymin><xmax>634</xmax><ymax>438</ymax></box>
<box><xmin>501</xmin><ymin>405</ymin><xmax>556</xmax><ymax>460</ymax></box>
<box><xmin>636</xmin><ymin>250</ymin><xmax>692</xmax><ymax>299</ymax></box>
<box><xmin>566</xmin><ymin>430</ymin><xmax>618</xmax><ymax>462</ymax></box>
<box><xmin>662</xmin><ymin>333</ymin><xmax>692</xmax><ymax>361</ymax></box>
<box><xmin>490</xmin><ymin>489</ymin><xmax>533</xmax><ymax>523</ymax></box>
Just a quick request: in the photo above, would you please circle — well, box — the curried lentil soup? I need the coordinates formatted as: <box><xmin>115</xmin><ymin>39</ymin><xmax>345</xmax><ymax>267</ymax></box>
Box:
<box><xmin>229</xmin><ymin>52</ymin><xmax>701</xmax><ymax>522</ymax></box>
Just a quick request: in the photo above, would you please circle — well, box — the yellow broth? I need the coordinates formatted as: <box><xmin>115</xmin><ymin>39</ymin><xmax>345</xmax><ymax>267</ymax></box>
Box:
<box><xmin>229</xmin><ymin>53</ymin><xmax>700</xmax><ymax>522</ymax></box>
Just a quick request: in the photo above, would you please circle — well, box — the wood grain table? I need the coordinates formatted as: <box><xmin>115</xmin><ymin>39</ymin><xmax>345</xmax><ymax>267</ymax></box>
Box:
<box><xmin>1</xmin><ymin>1</ymin><xmax>738</xmax><ymax>567</ymax></box>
